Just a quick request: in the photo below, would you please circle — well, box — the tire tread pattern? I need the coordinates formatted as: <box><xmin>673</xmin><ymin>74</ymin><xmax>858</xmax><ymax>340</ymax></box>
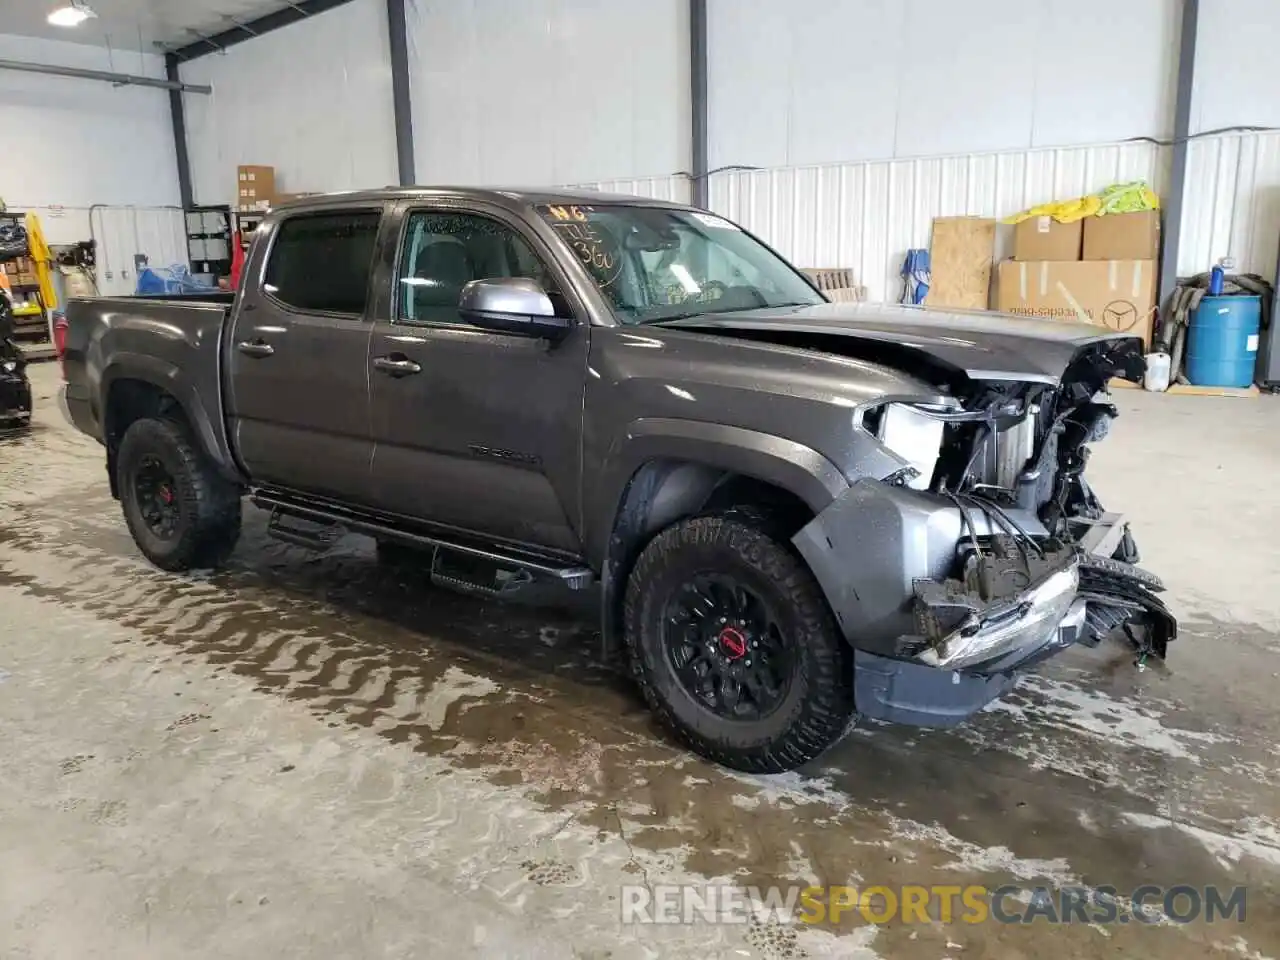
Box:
<box><xmin>117</xmin><ymin>417</ymin><xmax>241</xmax><ymax>572</ymax></box>
<box><xmin>623</xmin><ymin>514</ymin><xmax>853</xmax><ymax>773</ymax></box>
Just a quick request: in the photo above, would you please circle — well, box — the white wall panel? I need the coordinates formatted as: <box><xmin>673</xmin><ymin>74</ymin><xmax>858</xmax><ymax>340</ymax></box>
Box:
<box><xmin>710</xmin><ymin>141</ymin><xmax>1165</xmax><ymax>303</ymax></box>
<box><xmin>708</xmin><ymin>0</ymin><xmax>1178</xmax><ymax>169</ymax></box>
<box><xmin>1191</xmin><ymin>0</ymin><xmax>1280</xmax><ymax>133</ymax></box>
<box><xmin>9</xmin><ymin>206</ymin><xmax>185</xmax><ymax>298</ymax></box>
<box><xmin>1180</xmin><ymin>132</ymin><xmax>1280</xmax><ymax>281</ymax></box>
<box><xmin>408</xmin><ymin>0</ymin><xmax>690</xmax><ymax>186</ymax></box>
<box><xmin>0</xmin><ymin>34</ymin><xmax>179</xmax><ymax>210</ymax></box>
<box><xmin>181</xmin><ymin>0</ymin><xmax>397</xmax><ymax>205</ymax></box>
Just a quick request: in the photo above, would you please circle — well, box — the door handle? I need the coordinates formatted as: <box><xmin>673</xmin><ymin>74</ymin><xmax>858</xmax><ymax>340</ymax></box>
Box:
<box><xmin>236</xmin><ymin>339</ymin><xmax>274</xmax><ymax>358</ymax></box>
<box><xmin>373</xmin><ymin>354</ymin><xmax>422</xmax><ymax>377</ymax></box>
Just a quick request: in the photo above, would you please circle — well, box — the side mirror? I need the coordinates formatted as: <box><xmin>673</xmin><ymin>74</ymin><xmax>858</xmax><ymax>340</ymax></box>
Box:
<box><xmin>458</xmin><ymin>277</ymin><xmax>570</xmax><ymax>340</ymax></box>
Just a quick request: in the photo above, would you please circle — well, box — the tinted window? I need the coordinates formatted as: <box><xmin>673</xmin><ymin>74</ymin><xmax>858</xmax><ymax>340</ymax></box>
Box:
<box><xmin>264</xmin><ymin>211</ymin><xmax>380</xmax><ymax>314</ymax></box>
<box><xmin>397</xmin><ymin>211</ymin><xmax>560</xmax><ymax>324</ymax></box>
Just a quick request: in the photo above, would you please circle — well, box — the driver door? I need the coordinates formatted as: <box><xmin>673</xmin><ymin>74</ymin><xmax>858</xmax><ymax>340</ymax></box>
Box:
<box><xmin>365</xmin><ymin>203</ymin><xmax>588</xmax><ymax>554</ymax></box>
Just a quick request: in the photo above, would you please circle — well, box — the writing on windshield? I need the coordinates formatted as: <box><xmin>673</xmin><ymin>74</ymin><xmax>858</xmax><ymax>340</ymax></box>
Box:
<box><xmin>536</xmin><ymin>204</ymin><xmax>822</xmax><ymax>324</ymax></box>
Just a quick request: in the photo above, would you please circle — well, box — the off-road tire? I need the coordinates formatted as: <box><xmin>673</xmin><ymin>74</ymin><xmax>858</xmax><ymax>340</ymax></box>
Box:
<box><xmin>117</xmin><ymin>417</ymin><xmax>242</xmax><ymax>572</ymax></box>
<box><xmin>624</xmin><ymin>513</ymin><xmax>854</xmax><ymax>772</ymax></box>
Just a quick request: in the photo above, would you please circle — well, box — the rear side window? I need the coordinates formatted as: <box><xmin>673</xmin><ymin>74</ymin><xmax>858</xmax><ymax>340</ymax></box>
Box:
<box><xmin>264</xmin><ymin>211</ymin><xmax>380</xmax><ymax>314</ymax></box>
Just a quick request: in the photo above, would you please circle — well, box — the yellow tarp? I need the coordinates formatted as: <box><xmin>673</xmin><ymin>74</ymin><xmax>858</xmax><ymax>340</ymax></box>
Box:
<box><xmin>1004</xmin><ymin>181</ymin><xmax>1159</xmax><ymax>225</ymax></box>
<box><xmin>25</xmin><ymin>211</ymin><xmax>57</xmax><ymax>310</ymax></box>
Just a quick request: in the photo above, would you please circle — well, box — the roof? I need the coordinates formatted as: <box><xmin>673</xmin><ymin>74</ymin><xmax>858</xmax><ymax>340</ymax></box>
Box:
<box><xmin>271</xmin><ymin>186</ymin><xmax>694</xmax><ymax>211</ymax></box>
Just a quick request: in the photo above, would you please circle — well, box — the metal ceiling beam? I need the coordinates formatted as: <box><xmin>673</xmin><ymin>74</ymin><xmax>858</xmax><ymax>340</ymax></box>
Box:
<box><xmin>1158</xmin><ymin>0</ymin><xmax>1200</xmax><ymax>313</ymax></box>
<box><xmin>690</xmin><ymin>0</ymin><xmax>709</xmax><ymax>209</ymax></box>
<box><xmin>165</xmin><ymin>54</ymin><xmax>194</xmax><ymax>208</ymax></box>
<box><xmin>386</xmin><ymin>0</ymin><xmax>415</xmax><ymax>186</ymax></box>
<box><xmin>170</xmin><ymin>0</ymin><xmax>359</xmax><ymax>62</ymax></box>
<box><xmin>0</xmin><ymin>57</ymin><xmax>211</xmax><ymax>93</ymax></box>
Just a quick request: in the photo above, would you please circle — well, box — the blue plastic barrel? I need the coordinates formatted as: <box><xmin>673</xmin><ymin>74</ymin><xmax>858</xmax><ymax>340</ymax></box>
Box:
<box><xmin>1186</xmin><ymin>295</ymin><xmax>1261</xmax><ymax>388</ymax></box>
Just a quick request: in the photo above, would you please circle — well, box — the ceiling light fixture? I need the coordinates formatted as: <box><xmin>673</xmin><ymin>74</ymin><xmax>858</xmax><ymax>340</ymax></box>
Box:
<box><xmin>47</xmin><ymin>2</ymin><xmax>98</xmax><ymax>27</ymax></box>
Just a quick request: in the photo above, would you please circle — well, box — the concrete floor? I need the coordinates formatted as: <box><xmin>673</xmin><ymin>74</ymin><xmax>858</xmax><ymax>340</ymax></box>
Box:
<box><xmin>2</xmin><ymin>362</ymin><xmax>1279</xmax><ymax>959</ymax></box>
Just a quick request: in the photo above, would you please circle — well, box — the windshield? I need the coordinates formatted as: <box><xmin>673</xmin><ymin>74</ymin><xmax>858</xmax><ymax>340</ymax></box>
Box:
<box><xmin>536</xmin><ymin>204</ymin><xmax>823</xmax><ymax>324</ymax></box>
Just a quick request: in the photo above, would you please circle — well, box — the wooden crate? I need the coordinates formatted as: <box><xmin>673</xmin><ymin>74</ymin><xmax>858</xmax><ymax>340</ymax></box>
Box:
<box><xmin>802</xmin><ymin>268</ymin><xmax>865</xmax><ymax>303</ymax></box>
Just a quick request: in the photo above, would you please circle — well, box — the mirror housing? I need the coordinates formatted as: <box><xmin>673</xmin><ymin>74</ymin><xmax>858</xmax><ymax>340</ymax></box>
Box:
<box><xmin>458</xmin><ymin>278</ymin><xmax>570</xmax><ymax>340</ymax></box>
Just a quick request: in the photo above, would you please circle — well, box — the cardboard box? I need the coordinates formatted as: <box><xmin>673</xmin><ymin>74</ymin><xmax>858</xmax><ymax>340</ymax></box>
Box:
<box><xmin>1013</xmin><ymin>215</ymin><xmax>1082</xmax><ymax>261</ymax></box>
<box><xmin>928</xmin><ymin>216</ymin><xmax>996</xmax><ymax>309</ymax></box>
<box><xmin>1083</xmin><ymin>210</ymin><xmax>1161</xmax><ymax>261</ymax></box>
<box><xmin>236</xmin><ymin>164</ymin><xmax>276</xmax><ymax>205</ymax></box>
<box><xmin>995</xmin><ymin>259</ymin><xmax>1157</xmax><ymax>345</ymax></box>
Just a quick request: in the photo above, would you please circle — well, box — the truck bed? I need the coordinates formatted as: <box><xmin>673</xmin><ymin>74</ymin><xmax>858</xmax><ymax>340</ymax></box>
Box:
<box><xmin>61</xmin><ymin>295</ymin><xmax>236</xmax><ymax>476</ymax></box>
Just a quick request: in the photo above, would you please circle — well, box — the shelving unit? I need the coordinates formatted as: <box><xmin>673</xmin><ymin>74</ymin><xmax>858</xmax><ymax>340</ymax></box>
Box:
<box><xmin>185</xmin><ymin>205</ymin><xmax>233</xmax><ymax>286</ymax></box>
<box><xmin>0</xmin><ymin>211</ymin><xmax>54</xmax><ymax>361</ymax></box>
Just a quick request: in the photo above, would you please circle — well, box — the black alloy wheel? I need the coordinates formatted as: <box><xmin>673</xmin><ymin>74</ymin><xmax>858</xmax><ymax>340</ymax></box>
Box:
<box><xmin>133</xmin><ymin>455</ymin><xmax>181</xmax><ymax>540</ymax></box>
<box><xmin>663</xmin><ymin>573</ymin><xmax>792</xmax><ymax>720</ymax></box>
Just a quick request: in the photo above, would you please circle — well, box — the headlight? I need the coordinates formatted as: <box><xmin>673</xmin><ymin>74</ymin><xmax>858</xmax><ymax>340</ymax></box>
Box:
<box><xmin>1</xmin><ymin>361</ymin><xmax>15</xmax><ymax>373</ymax></box>
<box><xmin>874</xmin><ymin>403</ymin><xmax>946</xmax><ymax>490</ymax></box>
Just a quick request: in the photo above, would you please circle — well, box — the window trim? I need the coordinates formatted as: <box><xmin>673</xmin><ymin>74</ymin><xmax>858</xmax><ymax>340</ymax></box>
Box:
<box><xmin>260</xmin><ymin>208</ymin><xmax>384</xmax><ymax>320</ymax></box>
<box><xmin>390</xmin><ymin>202</ymin><xmax>581</xmax><ymax>331</ymax></box>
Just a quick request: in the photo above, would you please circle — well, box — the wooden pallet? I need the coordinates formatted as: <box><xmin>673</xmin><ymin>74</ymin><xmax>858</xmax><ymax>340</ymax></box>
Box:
<box><xmin>1107</xmin><ymin>378</ymin><xmax>1260</xmax><ymax>397</ymax></box>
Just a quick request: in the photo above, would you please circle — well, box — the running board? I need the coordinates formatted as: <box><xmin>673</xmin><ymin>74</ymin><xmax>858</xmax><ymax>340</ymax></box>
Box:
<box><xmin>252</xmin><ymin>490</ymin><xmax>594</xmax><ymax>590</ymax></box>
<box><xmin>266</xmin><ymin>509</ymin><xmax>344</xmax><ymax>550</ymax></box>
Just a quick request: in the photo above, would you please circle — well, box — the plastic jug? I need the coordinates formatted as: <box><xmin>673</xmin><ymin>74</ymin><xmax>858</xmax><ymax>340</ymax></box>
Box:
<box><xmin>1143</xmin><ymin>351</ymin><xmax>1171</xmax><ymax>392</ymax></box>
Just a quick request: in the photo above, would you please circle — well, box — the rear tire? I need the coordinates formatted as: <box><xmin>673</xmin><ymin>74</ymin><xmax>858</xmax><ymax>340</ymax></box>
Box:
<box><xmin>117</xmin><ymin>417</ymin><xmax>242</xmax><ymax>572</ymax></box>
<box><xmin>624</xmin><ymin>513</ymin><xmax>853</xmax><ymax>773</ymax></box>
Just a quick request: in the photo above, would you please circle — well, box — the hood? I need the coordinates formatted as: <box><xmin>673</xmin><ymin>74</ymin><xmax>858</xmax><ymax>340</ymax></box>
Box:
<box><xmin>654</xmin><ymin>302</ymin><xmax>1140</xmax><ymax>384</ymax></box>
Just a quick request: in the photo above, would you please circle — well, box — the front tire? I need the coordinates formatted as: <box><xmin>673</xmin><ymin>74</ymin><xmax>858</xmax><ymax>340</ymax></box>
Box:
<box><xmin>117</xmin><ymin>417</ymin><xmax>242</xmax><ymax>572</ymax></box>
<box><xmin>624</xmin><ymin>514</ymin><xmax>854</xmax><ymax>773</ymax></box>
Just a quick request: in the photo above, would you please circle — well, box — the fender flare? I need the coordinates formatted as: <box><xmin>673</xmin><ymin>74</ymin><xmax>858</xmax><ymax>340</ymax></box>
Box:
<box><xmin>100</xmin><ymin>353</ymin><xmax>240</xmax><ymax>482</ymax></box>
<box><xmin>590</xmin><ymin>418</ymin><xmax>849</xmax><ymax>656</ymax></box>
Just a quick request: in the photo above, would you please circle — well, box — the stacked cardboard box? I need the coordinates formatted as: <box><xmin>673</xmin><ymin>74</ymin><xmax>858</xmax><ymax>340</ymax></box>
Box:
<box><xmin>2</xmin><ymin>256</ymin><xmax>39</xmax><ymax>287</ymax></box>
<box><xmin>996</xmin><ymin>210</ymin><xmax>1161</xmax><ymax>346</ymax></box>
<box><xmin>236</xmin><ymin>164</ymin><xmax>276</xmax><ymax>211</ymax></box>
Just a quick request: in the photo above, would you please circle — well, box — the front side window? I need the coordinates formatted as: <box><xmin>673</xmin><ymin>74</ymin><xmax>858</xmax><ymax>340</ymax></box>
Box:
<box><xmin>397</xmin><ymin>211</ymin><xmax>560</xmax><ymax>324</ymax></box>
<box><xmin>263</xmin><ymin>211</ymin><xmax>380</xmax><ymax>314</ymax></box>
<box><xmin>536</xmin><ymin>204</ymin><xmax>822</xmax><ymax>325</ymax></box>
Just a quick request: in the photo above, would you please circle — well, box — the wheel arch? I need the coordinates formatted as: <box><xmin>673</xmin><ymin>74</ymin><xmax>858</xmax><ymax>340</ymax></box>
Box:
<box><xmin>593</xmin><ymin>419</ymin><xmax>848</xmax><ymax>659</ymax></box>
<box><xmin>101</xmin><ymin>359</ymin><xmax>238</xmax><ymax>497</ymax></box>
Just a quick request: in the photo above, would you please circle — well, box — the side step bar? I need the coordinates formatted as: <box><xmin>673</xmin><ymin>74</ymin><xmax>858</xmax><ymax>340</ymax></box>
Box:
<box><xmin>252</xmin><ymin>490</ymin><xmax>594</xmax><ymax>590</ymax></box>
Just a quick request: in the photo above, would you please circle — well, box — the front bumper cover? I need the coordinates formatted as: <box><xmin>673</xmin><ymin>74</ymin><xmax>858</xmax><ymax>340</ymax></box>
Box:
<box><xmin>793</xmin><ymin>478</ymin><xmax>1170</xmax><ymax>727</ymax></box>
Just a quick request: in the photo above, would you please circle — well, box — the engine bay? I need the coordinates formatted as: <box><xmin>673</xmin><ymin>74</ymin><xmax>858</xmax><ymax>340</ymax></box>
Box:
<box><xmin>863</xmin><ymin>337</ymin><xmax>1176</xmax><ymax>669</ymax></box>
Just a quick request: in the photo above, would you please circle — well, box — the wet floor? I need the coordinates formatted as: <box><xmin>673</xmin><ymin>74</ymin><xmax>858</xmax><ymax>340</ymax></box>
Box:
<box><xmin>2</xmin><ymin>364</ymin><xmax>1279</xmax><ymax>958</ymax></box>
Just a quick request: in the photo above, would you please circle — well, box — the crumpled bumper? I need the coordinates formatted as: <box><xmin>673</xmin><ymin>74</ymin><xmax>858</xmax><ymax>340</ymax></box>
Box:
<box><xmin>792</xmin><ymin>478</ymin><xmax>1143</xmax><ymax>727</ymax></box>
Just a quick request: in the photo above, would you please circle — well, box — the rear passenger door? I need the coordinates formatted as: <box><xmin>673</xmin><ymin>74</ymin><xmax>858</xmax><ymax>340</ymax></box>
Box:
<box><xmin>226</xmin><ymin>207</ymin><xmax>382</xmax><ymax>503</ymax></box>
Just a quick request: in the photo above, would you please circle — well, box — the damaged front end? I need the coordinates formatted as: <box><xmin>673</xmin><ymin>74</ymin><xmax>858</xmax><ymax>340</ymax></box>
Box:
<box><xmin>794</xmin><ymin>336</ymin><xmax>1176</xmax><ymax>727</ymax></box>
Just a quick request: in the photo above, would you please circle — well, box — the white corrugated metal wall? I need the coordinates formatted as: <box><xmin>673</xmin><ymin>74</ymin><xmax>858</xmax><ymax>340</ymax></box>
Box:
<box><xmin>710</xmin><ymin>142</ymin><xmax>1168</xmax><ymax>303</ymax></box>
<box><xmin>179</xmin><ymin>0</ymin><xmax>398</xmax><ymax>205</ymax></box>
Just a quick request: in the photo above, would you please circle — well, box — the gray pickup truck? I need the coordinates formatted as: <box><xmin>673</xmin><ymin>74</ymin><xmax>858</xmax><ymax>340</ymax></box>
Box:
<box><xmin>59</xmin><ymin>188</ymin><xmax>1174</xmax><ymax>772</ymax></box>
